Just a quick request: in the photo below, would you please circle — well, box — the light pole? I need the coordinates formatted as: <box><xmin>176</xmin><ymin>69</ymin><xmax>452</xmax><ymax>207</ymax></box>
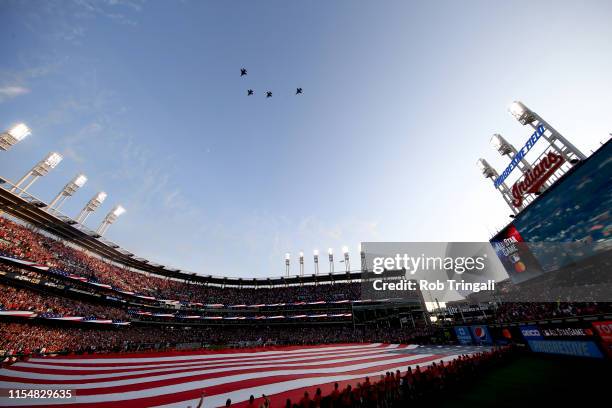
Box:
<box><xmin>285</xmin><ymin>253</ymin><xmax>290</xmax><ymax>277</ymax></box>
<box><xmin>313</xmin><ymin>249</ymin><xmax>319</xmax><ymax>275</ymax></box>
<box><xmin>477</xmin><ymin>158</ymin><xmax>518</xmax><ymax>215</ymax></box>
<box><xmin>490</xmin><ymin>133</ymin><xmax>535</xmax><ymax>172</ymax></box>
<box><xmin>47</xmin><ymin>174</ymin><xmax>87</xmax><ymax>212</ymax></box>
<box><xmin>12</xmin><ymin>152</ymin><xmax>63</xmax><ymax>196</ymax></box>
<box><xmin>96</xmin><ymin>205</ymin><xmax>126</xmax><ymax>236</ymax></box>
<box><xmin>328</xmin><ymin>248</ymin><xmax>334</xmax><ymax>273</ymax></box>
<box><xmin>508</xmin><ymin>101</ymin><xmax>586</xmax><ymax>161</ymax></box>
<box><xmin>342</xmin><ymin>245</ymin><xmax>350</xmax><ymax>272</ymax></box>
<box><xmin>76</xmin><ymin>191</ymin><xmax>107</xmax><ymax>224</ymax></box>
<box><xmin>299</xmin><ymin>251</ymin><xmax>304</xmax><ymax>276</ymax></box>
<box><xmin>0</xmin><ymin>123</ymin><xmax>31</xmax><ymax>151</ymax></box>
<box><xmin>359</xmin><ymin>243</ymin><xmax>366</xmax><ymax>272</ymax></box>
<box><xmin>491</xmin><ymin>133</ymin><xmax>551</xmax><ymax>192</ymax></box>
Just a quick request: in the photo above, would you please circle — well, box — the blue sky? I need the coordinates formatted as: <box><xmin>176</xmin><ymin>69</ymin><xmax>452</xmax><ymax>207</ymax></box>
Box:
<box><xmin>0</xmin><ymin>0</ymin><xmax>611</xmax><ymax>278</ymax></box>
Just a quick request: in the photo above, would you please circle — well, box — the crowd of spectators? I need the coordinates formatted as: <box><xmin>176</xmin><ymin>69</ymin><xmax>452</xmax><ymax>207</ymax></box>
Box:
<box><xmin>0</xmin><ymin>323</ymin><xmax>436</xmax><ymax>359</ymax></box>
<box><xmin>494</xmin><ymin>301</ymin><xmax>610</xmax><ymax>323</ymax></box>
<box><xmin>0</xmin><ymin>217</ymin><xmax>360</xmax><ymax>305</ymax></box>
<box><xmin>0</xmin><ymin>282</ymin><xmax>128</xmax><ymax>320</ymax></box>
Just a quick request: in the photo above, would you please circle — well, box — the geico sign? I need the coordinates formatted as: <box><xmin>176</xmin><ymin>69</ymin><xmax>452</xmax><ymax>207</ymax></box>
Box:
<box><xmin>521</xmin><ymin>329</ymin><xmax>541</xmax><ymax>337</ymax></box>
<box><xmin>512</xmin><ymin>151</ymin><xmax>565</xmax><ymax>207</ymax></box>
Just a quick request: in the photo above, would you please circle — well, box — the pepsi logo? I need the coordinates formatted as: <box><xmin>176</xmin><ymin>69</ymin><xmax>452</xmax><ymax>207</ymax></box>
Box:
<box><xmin>473</xmin><ymin>326</ymin><xmax>487</xmax><ymax>339</ymax></box>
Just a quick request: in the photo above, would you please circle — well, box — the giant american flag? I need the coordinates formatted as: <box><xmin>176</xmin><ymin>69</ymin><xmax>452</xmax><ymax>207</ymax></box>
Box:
<box><xmin>0</xmin><ymin>343</ymin><xmax>480</xmax><ymax>407</ymax></box>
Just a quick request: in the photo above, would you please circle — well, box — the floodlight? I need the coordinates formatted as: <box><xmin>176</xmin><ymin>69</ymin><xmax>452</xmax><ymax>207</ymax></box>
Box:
<box><xmin>112</xmin><ymin>205</ymin><xmax>126</xmax><ymax>217</ymax></box>
<box><xmin>11</xmin><ymin>151</ymin><xmax>63</xmax><ymax>195</ymax></box>
<box><xmin>490</xmin><ymin>133</ymin><xmax>518</xmax><ymax>156</ymax></box>
<box><xmin>508</xmin><ymin>101</ymin><xmax>534</xmax><ymax>125</ymax></box>
<box><xmin>47</xmin><ymin>173</ymin><xmax>88</xmax><ymax>211</ymax></box>
<box><xmin>342</xmin><ymin>245</ymin><xmax>349</xmax><ymax>255</ymax></box>
<box><xmin>43</xmin><ymin>152</ymin><xmax>63</xmax><ymax>169</ymax></box>
<box><xmin>313</xmin><ymin>249</ymin><xmax>320</xmax><ymax>275</ymax></box>
<box><xmin>76</xmin><ymin>191</ymin><xmax>108</xmax><ymax>223</ymax></box>
<box><xmin>285</xmin><ymin>253</ymin><xmax>290</xmax><ymax>260</ymax></box>
<box><xmin>97</xmin><ymin>205</ymin><xmax>126</xmax><ymax>235</ymax></box>
<box><xmin>95</xmin><ymin>191</ymin><xmax>108</xmax><ymax>202</ymax></box>
<box><xmin>73</xmin><ymin>174</ymin><xmax>88</xmax><ymax>187</ymax></box>
<box><xmin>477</xmin><ymin>158</ymin><xmax>497</xmax><ymax>179</ymax></box>
<box><xmin>1</xmin><ymin>123</ymin><xmax>31</xmax><ymax>151</ymax></box>
<box><xmin>328</xmin><ymin>248</ymin><xmax>333</xmax><ymax>255</ymax></box>
<box><xmin>299</xmin><ymin>251</ymin><xmax>304</xmax><ymax>258</ymax></box>
<box><xmin>8</xmin><ymin>123</ymin><xmax>31</xmax><ymax>141</ymax></box>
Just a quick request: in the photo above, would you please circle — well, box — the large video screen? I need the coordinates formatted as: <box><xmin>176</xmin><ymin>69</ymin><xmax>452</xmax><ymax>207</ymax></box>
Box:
<box><xmin>492</xmin><ymin>140</ymin><xmax>612</xmax><ymax>282</ymax></box>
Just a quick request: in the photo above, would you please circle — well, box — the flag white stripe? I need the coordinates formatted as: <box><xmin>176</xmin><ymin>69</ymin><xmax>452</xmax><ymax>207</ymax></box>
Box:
<box><xmin>4</xmin><ymin>347</ymin><xmax>403</xmax><ymax>379</ymax></box>
<box><xmin>0</xmin><ymin>353</ymin><xmax>435</xmax><ymax>391</ymax></box>
<box><xmin>15</xmin><ymin>344</ymin><xmax>392</xmax><ymax>371</ymax></box>
<box><xmin>0</xmin><ymin>348</ymin><xmax>413</xmax><ymax>381</ymax></box>
<box><xmin>155</xmin><ymin>355</ymin><xmax>464</xmax><ymax>408</ymax></box>
<box><xmin>0</xmin><ymin>354</ymin><xmax>462</xmax><ymax>407</ymax></box>
<box><xmin>24</xmin><ymin>343</ymin><xmax>384</xmax><ymax>365</ymax></box>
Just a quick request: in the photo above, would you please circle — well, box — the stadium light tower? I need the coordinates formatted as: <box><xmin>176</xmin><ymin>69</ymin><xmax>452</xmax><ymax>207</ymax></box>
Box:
<box><xmin>359</xmin><ymin>243</ymin><xmax>366</xmax><ymax>272</ymax></box>
<box><xmin>491</xmin><ymin>133</ymin><xmax>550</xmax><ymax>189</ymax></box>
<box><xmin>76</xmin><ymin>191</ymin><xmax>107</xmax><ymax>224</ymax></box>
<box><xmin>96</xmin><ymin>205</ymin><xmax>126</xmax><ymax>236</ymax></box>
<box><xmin>47</xmin><ymin>174</ymin><xmax>87</xmax><ymax>211</ymax></box>
<box><xmin>285</xmin><ymin>253</ymin><xmax>291</xmax><ymax>277</ymax></box>
<box><xmin>342</xmin><ymin>245</ymin><xmax>350</xmax><ymax>272</ymax></box>
<box><xmin>0</xmin><ymin>123</ymin><xmax>31</xmax><ymax>151</ymax></box>
<box><xmin>313</xmin><ymin>249</ymin><xmax>319</xmax><ymax>275</ymax></box>
<box><xmin>490</xmin><ymin>134</ymin><xmax>534</xmax><ymax>170</ymax></box>
<box><xmin>299</xmin><ymin>251</ymin><xmax>304</xmax><ymax>276</ymax></box>
<box><xmin>11</xmin><ymin>152</ymin><xmax>63</xmax><ymax>195</ymax></box>
<box><xmin>477</xmin><ymin>158</ymin><xmax>518</xmax><ymax>215</ymax></box>
<box><xmin>328</xmin><ymin>248</ymin><xmax>334</xmax><ymax>273</ymax></box>
<box><xmin>508</xmin><ymin>101</ymin><xmax>586</xmax><ymax>161</ymax></box>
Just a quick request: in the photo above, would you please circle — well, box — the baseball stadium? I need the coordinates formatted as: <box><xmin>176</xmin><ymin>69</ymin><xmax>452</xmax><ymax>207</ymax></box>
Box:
<box><xmin>0</xmin><ymin>1</ymin><xmax>611</xmax><ymax>407</ymax></box>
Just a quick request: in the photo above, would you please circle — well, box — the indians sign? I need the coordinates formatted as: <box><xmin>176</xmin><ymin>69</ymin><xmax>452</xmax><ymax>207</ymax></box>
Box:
<box><xmin>511</xmin><ymin>151</ymin><xmax>565</xmax><ymax>207</ymax></box>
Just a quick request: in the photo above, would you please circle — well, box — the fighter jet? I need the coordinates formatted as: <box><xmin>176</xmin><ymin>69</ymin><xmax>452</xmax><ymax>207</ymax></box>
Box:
<box><xmin>247</xmin><ymin>89</ymin><xmax>254</xmax><ymax>96</ymax></box>
<box><xmin>296</xmin><ymin>88</ymin><xmax>303</xmax><ymax>95</ymax></box>
<box><xmin>240</xmin><ymin>68</ymin><xmax>247</xmax><ymax>77</ymax></box>
<box><xmin>266</xmin><ymin>91</ymin><xmax>273</xmax><ymax>98</ymax></box>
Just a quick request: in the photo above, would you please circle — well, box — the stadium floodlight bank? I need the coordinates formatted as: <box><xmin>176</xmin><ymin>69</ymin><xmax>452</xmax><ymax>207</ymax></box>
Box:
<box><xmin>96</xmin><ymin>205</ymin><xmax>126</xmax><ymax>235</ymax></box>
<box><xmin>11</xmin><ymin>152</ymin><xmax>63</xmax><ymax>196</ymax></box>
<box><xmin>47</xmin><ymin>173</ymin><xmax>88</xmax><ymax>211</ymax></box>
<box><xmin>0</xmin><ymin>123</ymin><xmax>31</xmax><ymax>151</ymax></box>
<box><xmin>478</xmin><ymin>101</ymin><xmax>586</xmax><ymax>216</ymax></box>
<box><xmin>76</xmin><ymin>191</ymin><xmax>108</xmax><ymax>223</ymax></box>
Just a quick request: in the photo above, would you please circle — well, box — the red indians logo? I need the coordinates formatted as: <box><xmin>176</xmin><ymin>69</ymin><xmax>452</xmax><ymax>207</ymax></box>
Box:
<box><xmin>511</xmin><ymin>152</ymin><xmax>565</xmax><ymax>207</ymax></box>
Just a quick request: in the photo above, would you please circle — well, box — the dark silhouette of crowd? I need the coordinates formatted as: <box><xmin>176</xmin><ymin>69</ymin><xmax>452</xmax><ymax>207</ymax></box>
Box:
<box><xmin>228</xmin><ymin>347</ymin><xmax>513</xmax><ymax>408</ymax></box>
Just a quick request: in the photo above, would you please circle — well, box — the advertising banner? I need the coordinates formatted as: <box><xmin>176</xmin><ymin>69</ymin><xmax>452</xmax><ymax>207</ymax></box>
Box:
<box><xmin>521</xmin><ymin>324</ymin><xmax>604</xmax><ymax>358</ymax></box>
<box><xmin>526</xmin><ymin>340</ymin><xmax>603</xmax><ymax>359</ymax></box>
<box><xmin>454</xmin><ymin>326</ymin><xmax>473</xmax><ymax>345</ymax></box>
<box><xmin>592</xmin><ymin>321</ymin><xmax>612</xmax><ymax>358</ymax></box>
<box><xmin>470</xmin><ymin>325</ymin><xmax>493</xmax><ymax>345</ymax></box>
